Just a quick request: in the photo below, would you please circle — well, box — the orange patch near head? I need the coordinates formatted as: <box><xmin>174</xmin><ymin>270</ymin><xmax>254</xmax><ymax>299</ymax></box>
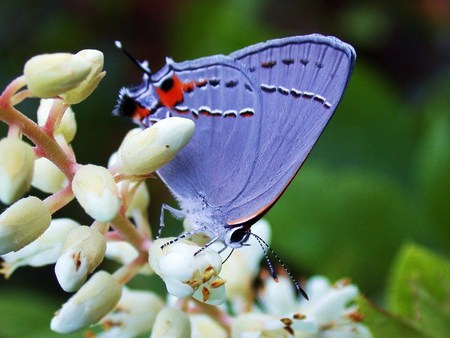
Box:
<box><xmin>132</xmin><ymin>105</ymin><xmax>151</xmax><ymax>122</ymax></box>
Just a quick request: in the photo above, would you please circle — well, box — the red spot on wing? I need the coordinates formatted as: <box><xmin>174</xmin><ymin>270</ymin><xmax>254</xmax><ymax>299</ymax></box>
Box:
<box><xmin>182</xmin><ymin>82</ymin><xmax>195</xmax><ymax>93</ymax></box>
<box><xmin>155</xmin><ymin>75</ymin><xmax>184</xmax><ymax>108</ymax></box>
<box><xmin>240</xmin><ymin>112</ymin><xmax>254</xmax><ymax>117</ymax></box>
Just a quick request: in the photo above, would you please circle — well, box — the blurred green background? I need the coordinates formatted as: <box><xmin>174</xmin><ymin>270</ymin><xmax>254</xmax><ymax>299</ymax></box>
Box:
<box><xmin>0</xmin><ymin>0</ymin><xmax>449</xmax><ymax>336</ymax></box>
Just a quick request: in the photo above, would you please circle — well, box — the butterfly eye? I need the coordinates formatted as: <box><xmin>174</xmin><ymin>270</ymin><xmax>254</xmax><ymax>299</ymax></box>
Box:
<box><xmin>224</xmin><ymin>226</ymin><xmax>250</xmax><ymax>249</ymax></box>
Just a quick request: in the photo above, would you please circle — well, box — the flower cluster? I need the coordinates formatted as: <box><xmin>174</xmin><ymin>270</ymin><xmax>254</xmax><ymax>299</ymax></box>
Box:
<box><xmin>0</xmin><ymin>49</ymin><xmax>371</xmax><ymax>337</ymax></box>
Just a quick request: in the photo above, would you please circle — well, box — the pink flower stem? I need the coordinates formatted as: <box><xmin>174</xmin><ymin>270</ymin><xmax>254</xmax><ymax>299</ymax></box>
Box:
<box><xmin>112</xmin><ymin>251</ymin><xmax>149</xmax><ymax>285</ymax></box>
<box><xmin>111</xmin><ymin>213</ymin><xmax>147</xmax><ymax>251</ymax></box>
<box><xmin>42</xmin><ymin>184</ymin><xmax>75</xmax><ymax>214</ymax></box>
<box><xmin>0</xmin><ymin>79</ymin><xmax>78</xmax><ymax>180</ymax></box>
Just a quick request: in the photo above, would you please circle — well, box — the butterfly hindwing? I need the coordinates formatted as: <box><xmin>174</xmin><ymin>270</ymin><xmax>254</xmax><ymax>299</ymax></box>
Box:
<box><xmin>153</xmin><ymin>56</ymin><xmax>263</xmax><ymax>211</ymax></box>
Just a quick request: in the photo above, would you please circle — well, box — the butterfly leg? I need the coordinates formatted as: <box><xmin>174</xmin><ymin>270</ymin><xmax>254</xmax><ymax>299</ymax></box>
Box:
<box><xmin>157</xmin><ymin>204</ymin><xmax>186</xmax><ymax>239</ymax></box>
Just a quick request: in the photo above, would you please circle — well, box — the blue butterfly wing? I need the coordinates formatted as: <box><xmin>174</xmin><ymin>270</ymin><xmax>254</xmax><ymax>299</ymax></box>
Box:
<box><xmin>155</xmin><ymin>34</ymin><xmax>355</xmax><ymax>227</ymax></box>
<box><xmin>224</xmin><ymin>34</ymin><xmax>356</xmax><ymax>224</ymax></box>
<box><xmin>153</xmin><ymin>56</ymin><xmax>263</xmax><ymax>211</ymax></box>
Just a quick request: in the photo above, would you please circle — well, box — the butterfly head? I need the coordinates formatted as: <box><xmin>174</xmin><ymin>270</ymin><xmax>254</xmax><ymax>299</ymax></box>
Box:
<box><xmin>224</xmin><ymin>225</ymin><xmax>251</xmax><ymax>249</ymax></box>
<box><xmin>114</xmin><ymin>80</ymin><xmax>159</xmax><ymax>127</ymax></box>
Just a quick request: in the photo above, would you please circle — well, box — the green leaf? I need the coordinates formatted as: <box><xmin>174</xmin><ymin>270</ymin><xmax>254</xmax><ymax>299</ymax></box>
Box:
<box><xmin>387</xmin><ymin>243</ymin><xmax>450</xmax><ymax>337</ymax></box>
<box><xmin>415</xmin><ymin>111</ymin><xmax>450</xmax><ymax>245</ymax></box>
<box><xmin>0</xmin><ymin>287</ymin><xmax>80</xmax><ymax>338</ymax></box>
<box><xmin>358</xmin><ymin>296</ymin><xmax>431</xmax><ymax>338</ymax></box>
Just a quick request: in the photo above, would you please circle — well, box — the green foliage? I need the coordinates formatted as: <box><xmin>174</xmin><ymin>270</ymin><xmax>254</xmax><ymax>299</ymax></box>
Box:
<box><xmin>0</xmin><ymin>288</ymin><xmax>78</xmax><ymax>338</ymax></box>
<box><xmin>360</xmin><ymin>243</ymin><xmax>450</xmax><ymax>337</ymax></box>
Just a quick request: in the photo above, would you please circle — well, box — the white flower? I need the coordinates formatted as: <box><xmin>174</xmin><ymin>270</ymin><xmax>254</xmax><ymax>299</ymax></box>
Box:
<box><xmin>119</xmin><ymin>117</ymin><xmax>195</xmax><ymax>175</ymax></box>
<box><xmin>232</xmin><ymin>312</ymin><xmax>292</xmax><ymax>338</ymax></box>
<box><xmin>248</xmin><ymin>276</ymin><xmax>372</xmax><ymax>338</ymax></box>
<box><xmin>0</xmin><ymin>137</ymin><xmax>35</xmax><ymax>204</ymax></box>
<box><xmin>24</xmin><ymin>53</ymin><xmax>91</xmax><ymax>98</ymax></box>
<box><xmin>0</xmin><ymin>196</ymin><xmax>51</xmax><ymax>255</ymax></box>
<box><xmin>72</xmin><ymin>164</ymin><xmax>121</xmax><ymax>222</ymax></box>
<box><xmin>61</xmin><ymin>49</ymin><xmax>106</xmax><ymax>104</ymax></box>
<box><xmin>0</xmin><ymin>218</ymin><xmax>79</xmax><ymax>278</ymax></box>
<box><xmin>190</xmin><ymin>313</ymin><xmax>228</xmax><ymax>338</ymax></box>
<box><xmin>55</xmin><ymin>225</ymin><xmax>106</xmax><ymax>292</ymax></box>
<box><xmin>150</xmin><ymin>307</ymin><xmax>191</xmax><ymax>338</ymax></box>
<box><xmin>98</xmin><ymin>287</ymin><xmax>164</xmax><ymax>338</ymax></box>
<box><xmin>51</xmin><ymin>271</ymin><xmax>122</xmax><ymax>334</ymax></box>
<box><xmin>37</xmin><ymin>98</ymin><xmax>77</xmax><ymax>143</ymax></box>
<box><xmin>149</xmin><ymin>238</ymin><xmax>226</xmax><ymax>305</ymax></box>
<box><xmin>31</xmin><ymin>157</ymin><xmax>68</xmax><ymax>193</ymax></box>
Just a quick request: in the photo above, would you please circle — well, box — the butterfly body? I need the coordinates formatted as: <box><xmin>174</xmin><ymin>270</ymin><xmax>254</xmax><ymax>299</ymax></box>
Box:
<box><xmin>115</xmin><ymin>34</ymin><xmax>356</xmax><ymax>248</ymax></box>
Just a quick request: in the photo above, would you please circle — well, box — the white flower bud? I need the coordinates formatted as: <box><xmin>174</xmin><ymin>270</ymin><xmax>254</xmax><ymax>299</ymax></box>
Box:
<box><xmin>31</xmin><ymin>157</ymin><xmax>68</xmax><ymax>193</ymax></box>
<box><xmin>120</xmin><ymin>117</ymin><xmax>195</xmax><ymax>175</ymax></box>
<box><xmin>0</xmin><ymin>137</ymin><xmax>35</xmax><ymax>204</ymax></box>
<box><xmin>105</xmin><ymin>241</ymin><xmax>152</xmax><ymax>275</ymax></box>
<box><xmin>149</xmin><ymin>238</ymin><xmax>226</xmax><ymax>305</ymax></box>
<box><xmin>150</xmin><ymin>307</ymin><xmax>191</xmax><ymax>338</ymax></box>
<box><xmin>122</xmin><ymin>180</ymin><xmax>150</xmax><ymax>217</ymax></box>
<box><xmin>232</xmin><ymin>313</ymin><xmax>288</xmax><ymax>337</ymax></box>
<box><xmin>24</xmin><ymin>53</ymin><xmax>91</xmax><ymax>98</ymax></box>
<box><xmin>55</xmin><ymin>225</ymin><xmax>106</xmax><ymax>292</ymax></box>
<box><xmin>51</xmin><ymin>271</ymin><xmax>122</xmax><ymax>334</ymax></box>
<box><xmin>61</xmin><ymin>49</ymin><xmax>106</xmax><ymax>104</ymax></box>
<box><xmin>37</xmin><ymin>98</ymin><xmax>77</xmax><ymax>142</ymax></box>
<box><xmin>107</xmin><ymin>151</ymin><xmax>121</xmax><ymax>169</ymax></box>
<box><xmin>0</xmin><ymin>218</ymin><xmax>79</xmax><ymax>278</ymax></box>
<box><xmin>190</xmin><ymin>314</ymin><xmax>228</xmax><ymax>338</ymax></box>
<box><xmin>0</xmin><ymin>196</ymin><xmax>51</xmax><ymax>255</ymax></box>
<box><xmin>98</xmin><ymin>288</ymin><xmax>164</xmax><ymax>338</ymax></box>
<box><xmin>72</xmin><ymin>165</ymin><xmax>121</xmax><ymax>222</ymax></box>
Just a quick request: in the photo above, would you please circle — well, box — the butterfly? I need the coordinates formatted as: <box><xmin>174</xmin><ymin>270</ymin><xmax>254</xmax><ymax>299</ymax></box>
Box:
<box><xmin>115</xmin><ymin>34</ymin><xmax>355</xmax><ymax>296</ymax></box>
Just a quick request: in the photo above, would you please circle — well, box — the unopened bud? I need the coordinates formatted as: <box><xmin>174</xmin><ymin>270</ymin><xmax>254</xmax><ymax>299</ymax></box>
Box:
<box><xmin>150</xmin><ymin>307</ymin><xmax>191</xmax><ymax>338</ymax></box>
<box><xmin>0</xmin><ymin>137</ymin><xmax>35</xmax><ymax>204</ymax></box>
<box><xmin>190</xmin><ymin>314</ymin><xmax>228</xmax><ymax>338</ymax></box>
<box><xmin>51</xmin><ymin>271</ymin><xmax>122</xmax><ymax>334</ymax></box>
<box><xmin>31</xmin><ymin>157</ymin><xmax>68</xmax><ymax>193</ymax></box>
<box><xmin>61</xmin><ymin>49</ymin><xmax>106</xmax><ymax>104</ymax></box>
<box><xmin>55</xmin><ymin>225</ymin><xmax>106</xmax><ymax>292</ymax></box>
<box><xmin>0</xmin><ymin>218</ymin><xmax>79</xmax><ymax>278</ymax></box>
<box><xmin>24</xmin><ymin>53</ymin><xmax>91</xmax><ymax>98</ymax></box>
<box><xmin>37</xmin><ymin>99</ymin><xmax>77</xmax><ymax>142</ymax></box>
<box><xmin>0</xmin><ymin>196</ymin><xmax>51</xmax><ymax>255</ymax></box>
<box><xmin>121</xmin><ymin>180</ymin><xmax>150</xmax><ymax>217</ymax></box>
<box><xmin>98</xmin><ymin>288</ymin><xmax>164</xmax><ymax>338</ymax></box>
<box><xmin>72</xmin><ymin>165</ymin><xmax>121</xmax><ymax>222</ymax></box>
<box><xmin>105</xmin><ymin>241</ymin><xmax>152</xmax><ymax>275</ymax></box>
<box><xmin>120</xmin><ymin>117</ymin><xmax>194</xmax><ymax>175</ymax></box>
